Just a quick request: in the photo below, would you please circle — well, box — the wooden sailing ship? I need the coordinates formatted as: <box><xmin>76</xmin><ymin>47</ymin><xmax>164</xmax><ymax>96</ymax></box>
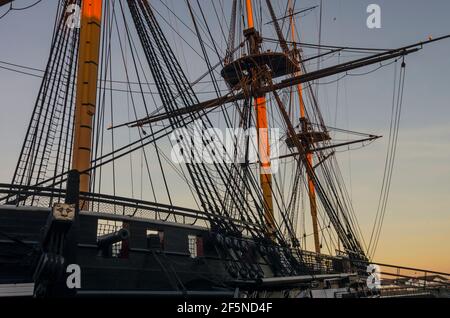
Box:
<box><xmin>0</xmin><ymin>0</ymin><xmax>449</xmax><ymax>298</ymax></box>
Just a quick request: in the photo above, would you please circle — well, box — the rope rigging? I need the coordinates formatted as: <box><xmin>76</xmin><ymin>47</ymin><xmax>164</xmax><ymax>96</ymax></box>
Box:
<box><xmin>2</xmin><ymin>0</ymin><xmax>445</xmax><ymax>278</ymax></box>
<box><xmin>2</xmin><ymin>1</ymin><xmax>379</xmax><ymax>262</ymax></box>
<box><xmin>368</xmin><ymin>59</ymin><xmax>407</xmax><ymax>259</ymax></box>
<box><xmin>0</xmin><ymin>0</ymin><xmax>44</xmax><ymax>20</ymax></box>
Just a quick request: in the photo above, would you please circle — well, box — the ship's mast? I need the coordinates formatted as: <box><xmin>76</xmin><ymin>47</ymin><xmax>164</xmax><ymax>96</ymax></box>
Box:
<box><xmin>288</xmin><ymin>0</ymin><xmax>321</xmax><ymax>254</ymax></box>
<box><xmin>245</xmin><ymin>0</ymin><xmax>276</xmax><ymax>237</ymax></box>
<box><xmin>71</xmin><ymin>0</ymin><xmax>103</xmax><ymax>203</ymax></box>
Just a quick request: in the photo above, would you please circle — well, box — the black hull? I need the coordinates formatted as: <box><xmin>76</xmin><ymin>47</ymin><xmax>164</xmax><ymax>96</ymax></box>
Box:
<box><xmin>0</xmin><ymin>206</ymin><xmax>236</xmax><ymax>291</ymax></box>
<box><xmin>0</xmin><ymin>205</ymin><xmax>364</xmax><ymax>297</ymax></box>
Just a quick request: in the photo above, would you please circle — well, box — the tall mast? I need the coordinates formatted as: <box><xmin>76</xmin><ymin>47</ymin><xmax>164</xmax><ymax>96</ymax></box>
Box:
<box><xmin>245</xmin><ymin>0</ymin><xmax>276</xmax><ymax>237</ymax></box>
<box><xmin>71</xmin><ymin>0</ymin><xmax>103</xmax><ymax>203</ymax></box>
<box><xmin>289</xmin><ymin>0</ymin><xmax>321</xmax><ymax>254</ymax></box>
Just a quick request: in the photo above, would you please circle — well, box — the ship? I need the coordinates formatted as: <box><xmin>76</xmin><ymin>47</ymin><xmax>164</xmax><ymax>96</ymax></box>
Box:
<box><xmin>0</xmin><ymin>0</ymin><xmax>449</xmax><ymax>298</ymax></box>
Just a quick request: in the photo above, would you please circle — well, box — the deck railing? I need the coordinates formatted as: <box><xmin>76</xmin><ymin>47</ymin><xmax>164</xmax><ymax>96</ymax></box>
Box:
<box><xmin>0</xmin><ymin>183</ymin><xmax>259</xmax><ymax>230</ymax></box>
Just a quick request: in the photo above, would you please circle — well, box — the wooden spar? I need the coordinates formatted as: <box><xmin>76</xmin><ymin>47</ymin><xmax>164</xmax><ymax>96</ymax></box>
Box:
<box><xmin>72</xmin><ymin>0</ymin><xmax>103</xmax><ymax>206</ymax></box>
<box><xmin>124</xmin><ymin>46</ymin><xmax>421</xmax><ymax>128</ymax></box>
<box><xmin>245</xmin><ymin>0</ymin><xmax>276</xmax><ymax>237</ymax></box>
<box><xmin>117</xmin><ymin>33</ymin><xmax>450</xmax><ymax>130</ymax></box>
<box><xmin>289</xmin><ymin>0</ymin><xmax>320</xmax><ymax>253</ymax></box>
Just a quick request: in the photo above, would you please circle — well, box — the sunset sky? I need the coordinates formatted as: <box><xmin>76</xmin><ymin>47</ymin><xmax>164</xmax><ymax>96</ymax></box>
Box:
<box><xmin>0</xmin><ymin>0</ymin><xmax>449</xmax><ymax>273</ymax></box>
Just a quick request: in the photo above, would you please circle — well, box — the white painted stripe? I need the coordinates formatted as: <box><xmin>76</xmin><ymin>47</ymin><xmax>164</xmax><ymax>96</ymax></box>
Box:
<box><xmin>0</xmin><ymin>283</ymin><xmax>34</xmax><ymax>297</ymax></box>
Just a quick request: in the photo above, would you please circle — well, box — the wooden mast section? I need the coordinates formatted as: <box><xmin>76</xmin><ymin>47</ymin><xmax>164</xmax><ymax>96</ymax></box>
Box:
<box><xmin>289</xmin><ymin>0</ymin><xmax>321</xmax><ymax>254</ymax></box>
<box><xmin>71</xmin><ymin>0</ymin><xmax>103</xmax><ymax>204</ymax></box>
<box><xmin>245</xmin><ymin>0</ymin><xmax>276</xmax><ymax>237</ymax></box>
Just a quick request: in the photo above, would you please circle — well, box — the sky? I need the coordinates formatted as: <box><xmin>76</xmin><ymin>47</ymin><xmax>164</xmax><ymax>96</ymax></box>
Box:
<box><xmin>0</xmin><ymin>0</ymin><xmax>449</xmax><ymax>273</ymax></box>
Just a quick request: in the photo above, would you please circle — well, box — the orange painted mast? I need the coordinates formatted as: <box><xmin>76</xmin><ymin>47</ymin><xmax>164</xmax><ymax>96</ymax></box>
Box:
<box><xmin>245</xmin><ymin>0</ymin><xmax>254</xmax><ymax>29</ymax></box>
<box><xmin>71</xmin><ymin>0</ymin><xmax>103</xmax><ymax>208</ymax></box>
<box><xmin>245</xmin><ymin>0</ymin><xmax>276</xmax><ymax>237</ymax></box>
<box><xmin>289</xmin><ymin>0</ymin><xmax>321</xmax><ymax>254</ymax></box>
